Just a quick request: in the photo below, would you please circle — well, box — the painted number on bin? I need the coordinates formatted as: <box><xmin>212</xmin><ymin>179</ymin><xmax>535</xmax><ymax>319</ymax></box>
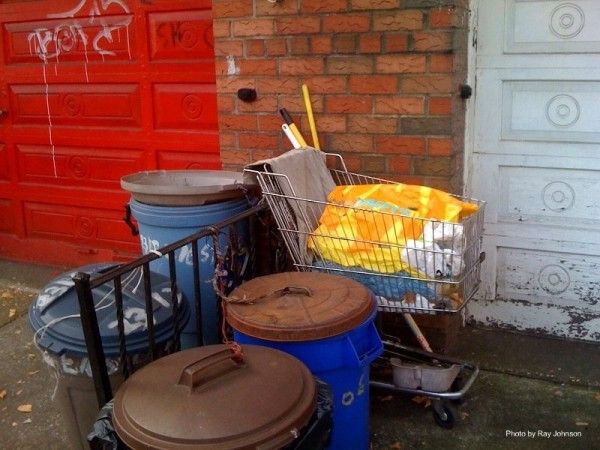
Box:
<box><xmin>140</xmin><ymin>234</ymin><xmax>213</xmax><ymax>266</ymax></box>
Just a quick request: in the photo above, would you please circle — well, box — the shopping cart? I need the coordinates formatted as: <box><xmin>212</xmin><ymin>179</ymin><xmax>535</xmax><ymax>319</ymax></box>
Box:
<box><xmin>245</xmin><ymin>151</ymin><xmax>486</xmax><ymax>428</ymax></box>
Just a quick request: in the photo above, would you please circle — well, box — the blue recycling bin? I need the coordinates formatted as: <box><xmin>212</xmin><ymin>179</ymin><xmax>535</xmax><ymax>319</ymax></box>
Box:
<box><xmin>122</xmin><ymin>170</ymin><xmax>252</xmax><ymax>347</ymax></box>
<box><xmin>226</xmin><ymin>272</ymin><xmax>383</xmax><ymax>450</ymax></box>
<box><xmin>29</xmin><ymin>263</ymin><xmax>189</xmax><ymax>450</ymax></box>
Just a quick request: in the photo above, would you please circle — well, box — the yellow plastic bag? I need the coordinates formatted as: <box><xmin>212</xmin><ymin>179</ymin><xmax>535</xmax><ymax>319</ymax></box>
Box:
<box><xmin>308</xmin><ymin>184</ymin><xmax>479</xmax><ymax>274</ymax></box>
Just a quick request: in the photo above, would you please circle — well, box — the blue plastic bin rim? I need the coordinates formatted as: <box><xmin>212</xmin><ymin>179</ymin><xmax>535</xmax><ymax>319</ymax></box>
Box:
<box><xmin>29</xmin><ymin>263</ymin><xmax>189</xmax><ymax>357</ymax></box>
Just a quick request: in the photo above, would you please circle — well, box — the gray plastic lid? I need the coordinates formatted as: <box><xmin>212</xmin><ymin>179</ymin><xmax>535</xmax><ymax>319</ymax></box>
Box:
<box><xmin>121</xmin><ymin>170</ymin><xmax>246</xmax><ymax>206</ymax></box>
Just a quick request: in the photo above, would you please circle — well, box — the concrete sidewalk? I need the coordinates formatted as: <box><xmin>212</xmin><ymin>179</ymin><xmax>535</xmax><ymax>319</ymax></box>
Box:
<box><xmin>0</xmin><ymin>259</ymin><xmax>598</xmax><ymax>449</ymax></box>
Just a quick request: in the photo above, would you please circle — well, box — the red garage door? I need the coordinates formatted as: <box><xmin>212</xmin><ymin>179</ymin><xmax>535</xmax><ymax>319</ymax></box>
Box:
<box><xmin>0</xmin><ymin>0</ymin><xmax>219</xmax><ymax>266</ymax></box>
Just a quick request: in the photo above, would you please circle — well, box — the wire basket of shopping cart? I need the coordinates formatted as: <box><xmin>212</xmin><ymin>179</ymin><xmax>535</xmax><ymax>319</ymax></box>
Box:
<box><xmin>246</xmin><ymin>152</ymin><xmax>485</xmax><ymax>316</ymax></box>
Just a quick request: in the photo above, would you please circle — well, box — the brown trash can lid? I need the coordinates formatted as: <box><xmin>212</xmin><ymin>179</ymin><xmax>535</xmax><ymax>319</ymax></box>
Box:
<box><xmin>226</xmin><ymin>272</ymin><xmax>375</xmax><ymax>341</ymax></box>
<box><xmin>113</xmin><ymin>345</ymin><xmax>316</xmax><ymax>450</ymax></box>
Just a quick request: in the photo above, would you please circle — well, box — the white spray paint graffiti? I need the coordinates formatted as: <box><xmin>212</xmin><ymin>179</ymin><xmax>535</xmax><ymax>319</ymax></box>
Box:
<box><xmin>140</xmin><ymin>233</ymin><xmax>214</xmax><ymax>267</ymax></box>
<box><xmin>27</xmin><ymin>0</ymin><xmax>132</xmax><ymax>177</ymax></box>
<box><xmin>28</xmin><ymin>0</ymin><xmax>132</xmax><ymax>63</ymax></box>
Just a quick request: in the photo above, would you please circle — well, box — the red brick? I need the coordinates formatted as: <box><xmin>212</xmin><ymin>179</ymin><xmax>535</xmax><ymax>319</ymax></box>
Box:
<box><xmin>239</xmin><ymin>133</ymin><xmax>279</xmax><ymax>149</ymax></box>
<box><xmin>304</xmin><ymin>76</ymin><xmax>347</xmax><ymax>94</ymax></box>
<box><xmin>385</xmin><ymin>33</ymin><xmax>408</xmax><ymax>52</ymax></box>
<box><xmin>428</xmin><ymin>138</ymin><xmax>453</xmax><ymax>156</ymax></box>
<box><xmin>311</xmin><ymin>35</ymin><xmax>333</xmax><ymax>54</ymax></box>
<box><xmin>219</xmin><ymin>132</ymin><xmax>237</xmax><ymax>148</ymax></box>
<box><xmin>373</xmin><ymin>10</ymin><xmax>423</xmax><ymax>31</ymax></box>
<box><xmin>251</xmin><ymin>149</ymin><xmax>275</xmax><ymax>161</ymax></box>
<box><xmin>213</xmin><ymin>21</ymin><xmax>231</xmax><ymax>38</ymax></box>
<box><xmin>359</xmin><ymin>34</ymin><xmax>381</xmax><ymax>53</ymax></box>
<box><xmin>246</xmin><ymin>40</ymin><xmax>265</xmax><ymax>57</ymax></box>
<box><xmin>256</xmin><ymin>0</ymin><xmax>299</xmax><ymax>16</ymax></box>
<box><xmin>255</xmin><ymin>77</ymin><xmax>300</xmax><ymax>94</ymax></box>
<box><xmin>361</xmin><ymin>155</ymin><xmax>386</xmax><ymax>173</ymax></box>
<box><xmin>389</xmin><ymin>156</ymin><xmax>411</xmax><ymax>174</ymax></box>
<box><xmin>413</xmin><ymin>32</ymin><xmax>453</xmax><ymax>52</ymax></box>
<box><xmin>213</xmin><ymin>0</ymin><xmax>253</xmax><ymax>18</ymax></box>
<box><xmin>401</xmin><ymin>76</ymin><xmax>452</xmax><ymax>94</ymax></box>
<box><xmin>280</xmin><ymin>57</ymin><xmax>325</xmax><ymax>75</ymax></box>
<box><xmin>280</xmin><ymin>94</ymin><xmax>324</xmax><ymax>114</ymax></box>
<box><xmin>351</xmin><ymin>0</ymin><xmax>400</xmax><ymax>10</ymax></box>
<box><xmin>220</xmin><ymin>114</ymin><xmax>258</xmax><ymax>131</ymax></box>
<box><xmin>429</xmin><ymin>97</ymin><xmax>452</xmax><ymax>115</ymax></box>
<box><xmin>374</xmin><ymin>96</ymin><xmax>424</xmax><ymax>114</ymax></box>
<box><xmin>376</xmin><ymin>55</ymin><xmax>426</xmax><ymax>73</ymax></box>
<box><xmin>430</xmin><ymin>54</ymin><xmax>453</xmax><ymax>72</ymax></box>
<box><xmin>277</xmin><ymin>17</ymin><xmax>321</xmax><ymax>35</ymax></box>
<box><xmin>305</xmin><ymin>114</ymin><xmax>346</xmax><ymax>133</ymax></box>
<box><xmin>214</xmin><ymin>40</ymin><xmax>243</xmax><ymax>56</ymax></box>
<box><xmin>333</xmin><ymin>34</ymin><xmax>357</xmax><ymax>53</ymax></box>
<box><xmin>233</xmin><ymin>19</ymin><xmax>274</xmax><ymax>37</ymax></box>
<box><xmin>375</xmin><ymin>136</ymin><xmax>425</xmax><ymax>154</ymax></box>
<box><xmin>238</xmin><ymin>95</ymin><xmax>278</xmax><ymax>113</ymax></box>
<box><xmin>238</xmin><ymin>59</ymin><xmax>277</xmax><ymax>75</ymax></box>
<box><xmin>289</xmin><ymin>36</ymin><xmax>311</xmax><ymax>55</ymax></box>
<box><xmin>350</xmin><ymin>75</ymin><xmax>397</xmax><ymax>94</ymax></box>
<box><xmin>323</xmin><ymin>15</ymin><xmax>370</xmax><ymax>33</ymax></box>
<box><xmin>220</xmin><ymin>148</ymin><xmax>251</xmax><ymax>166</ymax></box>
<box><xmin>258</xmin><ymin>115</ymin><xmax>285</xmax><ymax>131</ymax></box>
<box><xmin>430</xmin><ymin>7</ymin><xmax>456</xmax><ymax>28</ymax></box>
<box><xmin>265</xmin><ymin>38</ymin><xmax>286</xmax><ymax>56</ymax></box>
<box><xmin>327</xmin><ymin>56</ymin><xmax>373</xmax><ymax>74</ymax></box>
<box><xmin>302</xmin><ymin>0</ymin><xmax>348</xmax><ymax>13</ymax></box>
<box><xmin>217</xmin><ymin>77</ymin><xmax>256</xmax><ymax>93</ymax></box>
<box><xmin>338</xmin><ymin>153</ymin><xmax>361</xmax><ymax>171</ymax></box>
<box><xmin>348</xmin><ymin>115</ymin><xmax>397</xmax><ymax>134</ymax></box>
<box><xmin>326</xmin><ymin>95</ymin><xmax>372</xmax><ymax>113</ymax></box>
<box><xmin>217</xmin><ymin>94</ymin><xmax>235</xmax><ymax>112</ymax></box>
<box><xmin>329</xmin><ymin>134</ymin><xmax>374</xmax><ymax>153</ymax></box>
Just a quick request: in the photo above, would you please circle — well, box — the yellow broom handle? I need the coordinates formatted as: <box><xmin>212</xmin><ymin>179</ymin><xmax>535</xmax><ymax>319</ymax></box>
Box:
<box><xmin>302</xmin><ymin>84</ymin><xmax>320</xmax><ymax>150</ymax></box>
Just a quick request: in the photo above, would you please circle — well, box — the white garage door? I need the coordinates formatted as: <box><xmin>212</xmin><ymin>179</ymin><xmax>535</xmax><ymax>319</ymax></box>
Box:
<box><xmin>467</xmin><ymin>0</ymin><xmax>600</xmax><ymax>341</ymax></box>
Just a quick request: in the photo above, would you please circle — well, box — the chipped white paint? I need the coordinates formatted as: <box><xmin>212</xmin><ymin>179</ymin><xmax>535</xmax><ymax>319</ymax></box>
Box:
<box><xmin>226</xmin><ymin>55</ymin><xmax>240</xmax><ymax>75</ymax></box>
<box><xmin>467</xmin><ymin>0</ymin><xmax>600</xmax><ymax>341</ymax></box>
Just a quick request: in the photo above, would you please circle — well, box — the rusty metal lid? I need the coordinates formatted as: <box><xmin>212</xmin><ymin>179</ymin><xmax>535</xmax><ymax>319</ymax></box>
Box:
<box><xmin>113</xmin><ymin>345</ymin><xmax>316</xmax><ymax>450</ymax></box>
<box><xmin>226</xmin><ymin>272</ymin><xmax>375</xmax><ymax>341</ymax></box>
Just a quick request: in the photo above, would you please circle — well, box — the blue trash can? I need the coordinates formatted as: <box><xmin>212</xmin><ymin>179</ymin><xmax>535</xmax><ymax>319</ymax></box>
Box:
<box><xmin>226</xmin><ymin>272</ymin><xmax>383</xmax><ymax>450</ymax></box>
<box><xmin>122</xmin><ymin>170</ymin><xmax>251</xmax><ymax>347</ymax></box>
<box><xmin>29</xmin><ymin>263</ymin><xmax>189</xmax><ymax>450</ymax></box>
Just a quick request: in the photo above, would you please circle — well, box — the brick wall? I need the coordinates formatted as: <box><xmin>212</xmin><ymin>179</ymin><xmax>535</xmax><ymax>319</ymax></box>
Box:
<box><xmin>213</xmin><ymin>0</ymin><xmax>469</xmax><ymax>192</ymax></box>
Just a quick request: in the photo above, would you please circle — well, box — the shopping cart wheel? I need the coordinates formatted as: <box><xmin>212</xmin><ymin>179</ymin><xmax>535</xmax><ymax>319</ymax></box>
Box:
<box><xmin>432</xmin><ymin>400</ymin><xmax>457</xmax><ymax>429</ymax></box>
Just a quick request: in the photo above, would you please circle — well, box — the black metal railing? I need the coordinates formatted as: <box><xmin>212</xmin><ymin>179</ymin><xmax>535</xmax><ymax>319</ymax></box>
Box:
<box><xmin>73</xmin><ymin>201</ymin><xmax>290</xmax><ymax>408</ymax></box>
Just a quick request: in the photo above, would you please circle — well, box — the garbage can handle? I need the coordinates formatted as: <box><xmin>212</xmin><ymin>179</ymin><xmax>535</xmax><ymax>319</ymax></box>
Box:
<box><xmin>123</xmin><ymin>204</ymin><xmax>139</xmax><ymax>236</ymax></box>
<box><xmin>178</xmin><ymin>348</ymin><xmax>244</xmax><ymax>391</ymax></box>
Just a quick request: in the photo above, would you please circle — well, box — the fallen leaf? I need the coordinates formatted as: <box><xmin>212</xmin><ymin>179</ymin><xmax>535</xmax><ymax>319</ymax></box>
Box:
<box><xmin>27</xmin><ymin>354</ymin><xmax>36</xmax><ymax>360</ymax></box>
<box><xmin>389</xmin><ymin>442</ymin><xmax>402</xmax><ymax>450</ymax></box>
<box><xmin>380</xmin><ymin>395</ymin><xmax>393</xmax><ymax>402</ymax></box>
<box><xmin>0</xmin><ymin>389</ymin><xmax>6</xmax><ymax>399</ymax></box>
<box><xmin>554</xmin><ymin>390</ymin><xmax>564</xmax><ymax>397</ymax></box>
<box><xmin>17</xmin><ymin>404</ymin><xmax>32</xmax><ymax>413</ymax></box>
<box><xmin>575</xmin><ymin>422</ymin><xmax>589</xmax><ymax>427</ymax></box>
<box><xmin>1</xmin><ymin>291</ymin><xmax>13</xmax><ymax>299</ymax></box>
<box><xmin>460</xmin><ymin>411</ymin><xmax>469</xmax><ymax>421</ymax></box>
<box><xmin>411</xmin><ymin>396</ymin><xmax>432</xmax><ymax>408</ymax></box>
<box><xmin>16</xmin><ymin>389</ymin><xmax>23</xmax><ymax>396</ymax></box>
<box><xmin>22</xmin><ymin>418</ymin><xmax>32</xmax><ymax>424</ymax></box>
<box><xmin>27</xmin><ymin>370</ymin><xmax>39</xmax><ymax>376</ymax></box>
<box><xmin>11</xmin><ymin>422</ymin><xmax>17</xmax><ymax>427</ymax></box>
<box><xmin>8</xmin><ymin>308</ymin><xmax>16</xmax><ymax>319</ymax></box>
<box><xmin>595</xmin><ymin>392</ymin><xmax>600</xmax><ymax>402</ymax></box>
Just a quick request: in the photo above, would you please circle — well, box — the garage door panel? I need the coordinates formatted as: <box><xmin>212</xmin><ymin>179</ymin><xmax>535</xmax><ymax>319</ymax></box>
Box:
<box><xmin>148</xmin><ymin>10</ymin><xmax>214</xmax><ymax>61</ymax></box>
<box><xmin>3</xmin><ymin>14</ymin><xmax>135</xmax><ymax>64</ymax></box>
<box><xmin>153</xmin><ymin>83</ymin><xmax>218</xmax><ymax>131</ymax></box>
<box><xmin>24</xmin><ymin>201</ymin><xmax>134</xmax><ymax>247</ymax></box>
<box><xmin>0</xmin><ymin>144</ymin><xmax>8</xmax><ymax>180</ymax></box>
<box><xmin>16</xmin><ymin>144</ymin><xmax>144</xmax><ymax>188</ymax></box>
<box><xmin>10</xmin><ymin>84</ymin><xmax>141</xmax><ymax>127</ymax></box>
<box><xmin>497</xmin><ymin>246</ymin><xmax>600</xmax><ymax>310</ymax></box>
<box><xmin>506</xmin><ymin>0</ymin><xmax>600</xmax><ymax>54</ymax></box>
<box><xmin>0</xmin><ymin>199</ymin><xmax>15</xmax><ymax>233</ymax></box>
<box><xmin>502</xmin><ymin>81</ymin><xmax>600</xmax><ymax>144</ymax></box>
